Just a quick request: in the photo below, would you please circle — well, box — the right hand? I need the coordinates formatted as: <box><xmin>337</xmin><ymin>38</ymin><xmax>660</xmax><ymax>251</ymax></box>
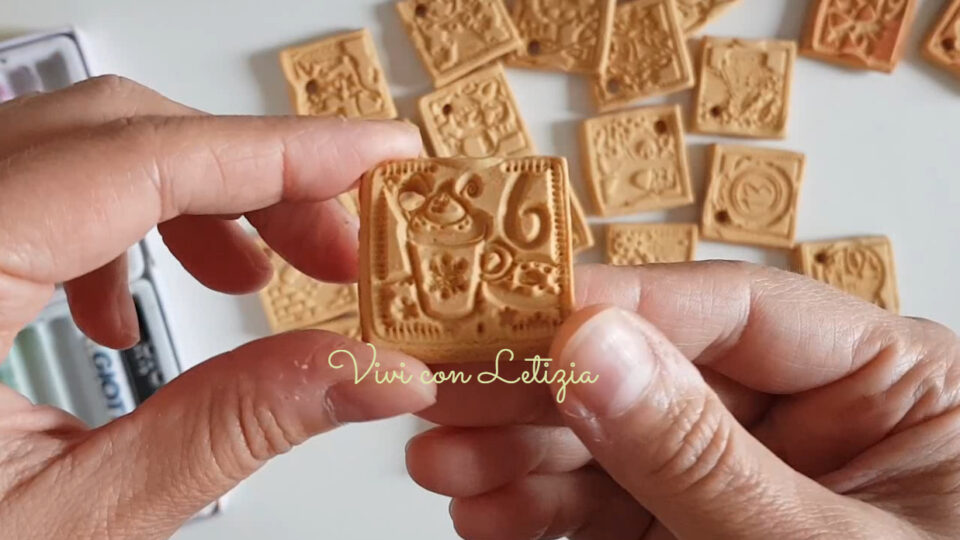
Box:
<box><xmin>407</xmin><ymin>263</ymin><xmax>960</xmax><ymax>539</ymax></box>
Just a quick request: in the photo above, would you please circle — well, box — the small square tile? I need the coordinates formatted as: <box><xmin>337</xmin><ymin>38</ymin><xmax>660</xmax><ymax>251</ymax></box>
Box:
<box><xmin>279</xmin><ymin>29</ymin><xmax>397</xmax><ymax>119</ymax></box>
<box><xmin>592</xmin><ymin>0</ymin><xmax>695</xmax><ymax>112</ymax></box>
<box><xmin>923</xmin><ymin>0</ymin><xmax>960</xmax><ymax>78</ymax></box>
<box><xmin>359</xmin><ymin>157</ymin><xmax>575</xmax><ymax>364</ymax></box>
<box><xmin>507</xmin><ymin>0</ymin><xmax>616</xmax><ymax>74</ymax></box>
<box><xmin>397</xmin><ymin>0</ymin><xmax>522</xmax><ymax>88</ymax></box>
<box><xmin>701</xmin><ymin>145</ymin><xmax>806</xmax><ymax>248</ymax></box>
<box><xmin>801</xmin><ymin>0</ymin><xmax>917</xmax><ymax>73</ymax></box>
<box><xmin>606</xmin><ymin>223</ymin><xmax>698</xmax><ymax>265</ymax></box>
<box><xmin>676</xmin><ymin>0</ymin><xmax>741</xmax><ymax>34</ymax></box>
<box><xmin>418</xmin><ymin>64</ymin><xmax>535</xmax><ymax>158</ymax></box>
<box><xmin>582</xmin><ymin>105</ymin><xmax>694</xmax><ymax>216</ymax></box>
<box><xmin>693</xmin><ymin>37</ymin><xmax>796</xmax><ymax>139</ymax></box>
<box><xmin>795</xmin><ymin>236</ymin><xmax>900</xmax><ymax>313</ymax></box>
<box><xmin>258</xmin><ymin>242</ymin><xmax>359</xmax><ymax>334</ymax></box>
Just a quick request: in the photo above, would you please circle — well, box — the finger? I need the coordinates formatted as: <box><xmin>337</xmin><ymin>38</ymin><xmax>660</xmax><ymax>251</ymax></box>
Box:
<box><xmin>407</xmin><ymin>425</ymin><xmax>592</xmax><ymax>497</ymax></box>
<box><xmin>63</xmin><ymin>255</ymin><xmax>140</xmax><ymax>349</ymax></box>
<box><xmin>450</xmin><ymin>470</ymin><xmax>650</xmax><ymax>540</ymax></box>
<box><xmin>44</xmin><ymin>332</ymin><xmax>435</xmax><ymax>538</ymax></box>
<box><xmin>0</xmin><ymin>75</ymin><xmax>200</xmax><ymax>158</ymax></box>
<box><xmin>247</xmin><ymin>198</ymin><xmax>361</xmax><ymax>284</ymax></box>
<box><xmin>549</xmin><ymin>305</ymin><xmax>915</xmax><ymax>539</ymax></box>
<box><xmin>157</xmin><ymin>215</ymin><xmax>273</xmax><ymax>294</ymax></box>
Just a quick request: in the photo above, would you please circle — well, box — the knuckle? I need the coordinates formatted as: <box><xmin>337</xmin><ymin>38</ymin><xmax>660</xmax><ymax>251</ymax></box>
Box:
<box><xmin>81</xmin><ymin>74</ymin><xmax>144</xmax><ymax>99</ymax></box>
<box><xmin>650</xmin><ymin>394</ymin><xmax>742</xmax><ymax>496</ymax></box>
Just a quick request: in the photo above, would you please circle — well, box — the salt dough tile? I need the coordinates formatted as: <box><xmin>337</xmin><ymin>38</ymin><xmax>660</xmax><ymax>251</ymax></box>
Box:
<box><xmin>257</xmin><ymin>242</ymin><xmax>359</xmax><ymax>334</ymax></box>
<box><xmin>312</xmin><ymin>315</ymin><xmax>362</xmax><ymax>340</ymax></box>
<box><xmin>569</xmin><ymin>191</ymin><xmax>595</xmax><ymax>254</ymax></box>
<box><xmin>801</xmin><ymin>0</ymin><xmax>917</xmax><ymax>73</ymax></box>
<box><xmin>923</xmin><ymin>0</ymin><xmax>960</xmax><ymax>78</ymax></box>
<box><xmin>397</xmin><ymin>0</ymin><xmax>522</xmax><ymax>88</ymax></box>
<box><xmin>701</xmin><ymin>145</ymin><xmax>806</xmax><ymax>249</ymax></box>
<box><xmin>676</xmin><ymin>0</ymin><xmax>740</xmax><ymax>34</ymax></box>
<box><xmin>606</xmin><ymin>223</ymin><xmax>698</xmax><ymax>266</ymax></box>
<box><xmin>507</xmin><ymin>0</ymin><xmax>616</xmax><ymax>74</ymax></box>
<box><xmin>592</xmin><ymin>0</ymin><xmax>694</xmax><ymax>112</ymax></box>
<box><xmin>279</xmin><ymin>29</ymin><xmax>397</xmax><ymax>119</ymax></box>
<box><xmin>692</xmin><ymin>37</ymin><xmax>796</xmax><ymax>139</ymax></box>
<box><xmin>359</xmin><ymin>156</ymin><xmax>575</xmax><ymax>364</ymax></box>
<box><xmin>418</xmin><ymin>64</ymin><xmax>535</xmax><ymax>158</ymax></box>
<box><xmin>794</xmin><ymin>236</ymin><xmax>900</xmax><ymax>313</ymax></box>
<box><xmin>581</xmin><ymin>104</ymin><xmax>694</xmax><ymax>216</ymax></box>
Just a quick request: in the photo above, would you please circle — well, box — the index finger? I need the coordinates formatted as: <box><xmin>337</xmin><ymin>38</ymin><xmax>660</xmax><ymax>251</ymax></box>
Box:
<box><xmin>0</xmin><ymin>115</ymin><xmax>421</xmax><ymax>284</ymax></box>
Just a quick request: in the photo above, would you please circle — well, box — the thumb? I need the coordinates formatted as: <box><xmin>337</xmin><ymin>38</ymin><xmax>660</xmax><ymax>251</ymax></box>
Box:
<box><xmin>60</xmin><ymin>331</ymin><xmax>436</xmax><ymax>538</ymax></box>
<box><xmin>549</xmin><ymin>306</ymin><xmax>899</xmax><ymax>539</ymax></box>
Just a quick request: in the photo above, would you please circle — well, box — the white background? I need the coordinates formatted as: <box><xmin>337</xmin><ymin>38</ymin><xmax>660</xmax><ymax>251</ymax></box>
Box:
<box><xmin>5</xmin><ymin>0</ymin><xmax>960</xmax><ymax>538</ymax></box>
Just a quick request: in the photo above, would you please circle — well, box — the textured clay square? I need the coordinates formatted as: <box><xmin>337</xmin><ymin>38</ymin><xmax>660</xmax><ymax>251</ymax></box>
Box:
<box><xmin>397</xmin><ymin>0</ymin><xmax>522</xmax><ymax>88</ymax></box>
<box><xmin>279</xmin><ymin>29</ymin><xmax>397</xmax><ymax>119</ymax></box>
<box><xmin>592</xmin><ymin>0</ymin><xmax>694</xmax><ymax>112</ymax></box>
<box><xmin>795</xmin><ymin>236</ymin><xmax>900</xmax><ymax>313</ymax></box>
<box><xmin>582</xmin><ymin>105</ymin><xmax>694</xmax><ymax>216</ymax></box>
<box><xmin>606</xmin><ymin>223</ymin><xmax>698</xmax><ymax>266</ymax></box>
<box><xmin>419</xmin><ymin>64</ymin><xmax>535</xmax><ymax>158</ymax></box>
<box><xmin>801</xmin><ymin>0</ymin><xmax>917</xmax><ymax>73</ymax></box>
<box><xmin>507</xmin><ymin>0</ymin><xmax>616</xmax><ymax>74</ymax></box>
<box><xmin>693</xmin><ymin>37</ymin><xmax>796</xmax><ymax>139</ymax></box>
<box><xmin>569</xmin><ymin>192</ymin><xmax>595</xmax><ymax>254</ymax></box>
<box><xmin>359</xmin><ymin>157</ymin><xmax>575</xmax><ymax>364</ymax></box>
<box><xmin>701</xmin><ymin>145</ymin><xmax>806</xmax><ymax>249</ymax></box>
<box><xmin>676</xmin><ymin>0</ymin><xmax>740</xmax><ymax>34</ymax></box>
<box><xmin>923</xmin><ymin>0</ymin><xmax>960</xmax><ymax>78</ymax></box>
<box><xmin>258</xmin><ymin>242</ymin><xmax>359</xmax><ymax>334</ymax></box>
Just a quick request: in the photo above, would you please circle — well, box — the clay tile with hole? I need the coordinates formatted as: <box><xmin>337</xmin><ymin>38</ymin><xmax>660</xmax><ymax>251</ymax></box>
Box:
<box><xmin>397</xmin><ymin>0</ymin><xmax>523</xmax><ymax>88</ymax></box>
<box><xmin>418</xmin><ymin>64</ymin><xmax>535</xmax><ymax>158</ymax></box>
<box><xmin>358</xmin><ymin>156</ymin><xmax>576</xmax><ymax>364</ymax></box>
<box><xmin>701</xmin><ymin>144</ymin><xmax>806</xmax><ymax>249</ymax></box>
<box><xmin>591</xmin><ymin>0</ymin><xmax>694</xmax><ymax>112</ymax></box>
<box><xmin>923</xmin><ymin>0</ymin><xmax>960</xmax><ymax>78</ymax></box>
<box><xmin>279</xmin><ymin>29</ymin><xmax>397</xmax><ymax>119</ymax></box>
<box><xmin>506</xmin><ymin>0</ymin><xmax>616</xmax><ymax>74</ymax></box>
<box><xmin>692</xmin><ymin>37</ymin><xmax>796</xmax><ymax>139</ymax></box>
<box><xmin>794</xmin><ymin>236</ymin><xmax>900</xmax><ymax>313</ymax></box>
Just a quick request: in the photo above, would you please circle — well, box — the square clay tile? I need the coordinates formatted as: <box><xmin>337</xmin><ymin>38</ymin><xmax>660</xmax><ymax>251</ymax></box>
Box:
<box><xmin>923</xmin><ymin>0</ymin><xmax>960</xmax><ymax>78</ymax></box>
<box><xmin>795</xmin><ymin>236</ymin><xmax>900</xmax><ymax>313</ymax></box>
<box><xmin>606</xmin><ymin>223</ymin><xmax>698</xmax><ymax>265</ymax></box>
<box><xmin>582</xmin><ymin>104</ymin><xmax>694</xmax><ymax>216</ymax></box>
<box><xmin>359</xmin><ymin>156</ymin><xmax>575</xmax><ymax>364</ymax></box>
<box><xmin>692</xmin><ymin>37</ymin><xmax>796</xmax><ymax>139</ymax></box>
<box><xmin>397</xmin><ymin>0</ymin><xmax>522</xmax><ymax>88</ymax></box>
<box><xmin>591</xmin><ymin>0</ymin><xmax>695</xmax><ymax>112</ymax></box>
<box><xmin>801</xmin><ymin>0</ymin><xmax>917</xmax><ymax>73</ymax></box>
<box><xmin>676</xmin><ymin>0</ymin><xmax>741</xmax><ymax>35</ymax></box>
<box><xmin>701</xmin><ymin>145</ymin><xmax>806</xmax><ymax>249</ymax></box>
<box><xmin>279</xmin><ymin>29</ymin><xmax>397</xmax><ymax>119</ymax></box>
<box><xmin>507</xmin><ymin>0</ymin><xmax>616</xmax><ymax>74</ymax></box>
<box><xmin>418</xmin><ymin>64</ymin><xmax>535</xmax><ymax>158</ymax></box>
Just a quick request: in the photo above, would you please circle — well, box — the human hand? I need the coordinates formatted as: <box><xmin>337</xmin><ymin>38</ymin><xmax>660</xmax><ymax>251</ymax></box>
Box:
<box><xmin>0</xmin><ymin>77</ymin><xmax>436</xmax><ymax>538</ymax></box>
<box><xmin>407</xmin><ymin>263</ymin><xmax>960</xmax><ymax>539</ymax></box>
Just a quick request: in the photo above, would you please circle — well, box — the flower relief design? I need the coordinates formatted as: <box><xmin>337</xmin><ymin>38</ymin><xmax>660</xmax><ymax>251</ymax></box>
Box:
<box><xmin>817</xmin><ymin>0</ymin><xmax>910</xmax><ymax>63</ymax></box>
<box><xmin>428</xmin><ymin>253</ymin><xmax>470</xmax><ymax>299</ymax></box>
<box><xmin>700</xmin><ymin>43</ymin><xmax>788</xmax><ymax>132</ymax></box>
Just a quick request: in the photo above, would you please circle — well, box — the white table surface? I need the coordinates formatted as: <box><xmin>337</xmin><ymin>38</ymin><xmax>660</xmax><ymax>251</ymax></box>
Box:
<box><xmin>5</xmin><ymin>0</ymin><xmax>960</xmax><ymax>538</ymax></box>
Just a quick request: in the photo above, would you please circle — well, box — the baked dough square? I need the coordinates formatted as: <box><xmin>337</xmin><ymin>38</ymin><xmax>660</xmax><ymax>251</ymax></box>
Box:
<box><xmin>418</xmin><ymin>64</ymin><xmax>535</xmax><ymax>158</ymax></box>
<box><xmin>592</xmin><ymin>0</ymin><xmax>694</xmax><ymax>112</ymax></box>
<box><xmin>279</xmin><ymin>29</ymin><xmax>397</xmax><ymax>119</ymax></box>
<box><xmin>397</xmin><ymin>0</ymin><xmax>522</xmax><ymax>88</ymax></box>
<box><xmin>794</xmin><ymin>236</ymin><xmax>900</xmax><ymax>313</ymax></box>
<box><xmin>801</xmin><ymin>0</ymin><xmax>917</xmax><ymax>73</ymax></box>
<box><xmin>701</xmin><ymin>145</ymin><xmax>806</xmax><ymax>249</ymax></box>
<box><xmin>923</xmin><ymin>0</ymin><xmax>960</xmax><ymax>78</ymax></box>
<box><xmin>359</xmin><ymin>157</ymin><xmax>575</xmax><ymax>364</ymax></box>
<box><xmin>606</xmin><ymin>223</ymin><xmax>698</xmax><ymax>266</ymax></box>
<box><xmin>676</xmin><ymin>0</ymin><xmax>740</xmax><ymax>35</ymax></box>
<box><xmin>582</xmin><ymin>105</ymin><xmax>694</xmax><ymax>216</ymax></box>
<box><xmin>692</xmin><ymin>37</ymin><xmax>795</xmax><ymax>139</ymax></box>
<box><xmin>507</xmin><ymin>0</ymin><xmax>616</xmax><ymax>74</ymax></box>
<box><xmin>258</xmin><ymin>242</ymin><xmax>359</xmax><ymax>334</ymax></box>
